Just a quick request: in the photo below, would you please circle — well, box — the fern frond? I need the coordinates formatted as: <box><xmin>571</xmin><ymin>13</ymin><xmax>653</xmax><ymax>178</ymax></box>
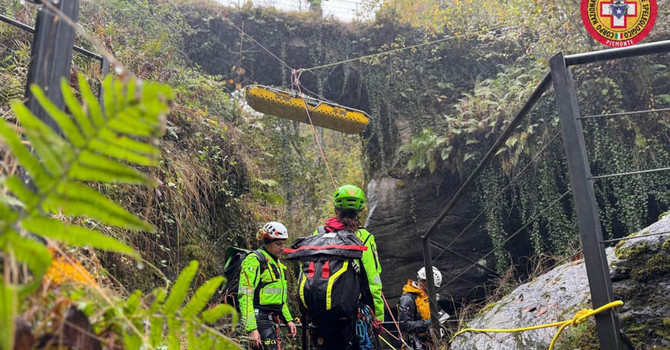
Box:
<box><xmin>181</xmin><ymin>276</ymin><xmax>224</xmax><ymax>319</ymax></box>
<box><xmin>0</xmin><ymin>230</ymin><xmax>52</xmax><ymax>293</ymax></box>
<box><xmin>167</xmin><ymin>317</ymin><xmax>180</xmax><ymax>350</ymax></box>
<box><xmin>123</xmin><ymin>332</ymin><xmax>142</xmax><ymax>350</ymax></box>
<box><xmin>0</xmin><ymin>119</ymin><xmax>48</xmax><ymax>186</ymax></box>
<box><xmin>0</xmin><ymin>284</ymin><xmax>19</xmax><ymax>350</ymax></box>
<box><xmin>21</xmin><ymin>216</ymin><xmax>137</xmax><ymax>257</ymax></box>
<box><xmin>201</xmin><ymin>304</ymin><xmax>237</xmax><ymax>324</ymax></box>
<box><xmin>164</xmin><ymin>260</ymin><xmax>198</xmax><ymax>315</ymax></box>
<box><xmin>0</xmin><ymin>73</ymin><xmax>172</xmax><ymax>257</ymax></box>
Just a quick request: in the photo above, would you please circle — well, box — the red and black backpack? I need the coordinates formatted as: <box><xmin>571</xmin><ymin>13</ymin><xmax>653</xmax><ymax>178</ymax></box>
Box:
<box><xmin>284</xmin><ymin>227</ymin><xmax>369</xmax><ymax>322</ymax></box>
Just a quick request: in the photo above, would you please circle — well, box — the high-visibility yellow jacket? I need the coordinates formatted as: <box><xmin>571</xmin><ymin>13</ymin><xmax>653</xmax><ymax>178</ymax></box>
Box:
<box><xmin>238</xmin><ymin>248</ymin><xmax>293</xmax><ymax>332</ymax></box>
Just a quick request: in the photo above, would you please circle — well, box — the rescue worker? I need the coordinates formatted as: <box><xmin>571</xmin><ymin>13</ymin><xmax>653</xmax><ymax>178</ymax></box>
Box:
<box><xmin>310</xmin><ymin>184</ymin><xmax>384</xmax><ymax>349</ymax></box>
<box><xmin>239</xmin><ymin>222</ymin><xmax>297</xmax><ymax>349</ymax></box>
<box><xmin>397</xmin><ymin>266</ymin><xmax>443</xmax><ymax>350</ymax></box>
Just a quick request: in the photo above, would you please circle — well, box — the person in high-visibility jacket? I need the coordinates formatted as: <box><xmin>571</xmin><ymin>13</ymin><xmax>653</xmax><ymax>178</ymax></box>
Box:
<box><xmin>309</xmin><ymin>185</ymin><xmax>384</xmax><ymax>349</ymax></box>
<box><xmin>239</xmin><ymin>222</ymin><xmax>297</xmax><ymax>349</ymax></box>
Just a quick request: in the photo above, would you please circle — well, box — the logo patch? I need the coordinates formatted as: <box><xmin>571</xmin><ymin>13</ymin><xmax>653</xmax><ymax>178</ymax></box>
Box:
<box><xmin>581</xmin><ymin>0</ymin><xmax>657</xmax><ymax>47</ymax></box>
<box><xmin>347</xmin><ymin>188</ymin><xmax>357</xmax><ymax>196</ymax></box>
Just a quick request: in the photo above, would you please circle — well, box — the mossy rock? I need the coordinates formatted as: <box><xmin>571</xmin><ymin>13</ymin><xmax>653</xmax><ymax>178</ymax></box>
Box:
<box><xmin>614</xmin><ymin>241</ymin><xmax>649</xmax><ymax>260</ymax></box>
<box><xmin>630</xmin><ymin>254</ymin><xmax>670</xmax><ymax>282</ymax></box>
<box><xmin>554</xmin><ymin>321</ymin><xmax>599</xmax><ymax>350</ymax></box>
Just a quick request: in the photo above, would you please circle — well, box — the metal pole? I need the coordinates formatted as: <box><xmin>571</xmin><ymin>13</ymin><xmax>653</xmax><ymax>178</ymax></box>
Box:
<box><xmin>25</xmin><ymin>0</ymin><xmax>80</xmax><ymax>130</ymax></box>
<box><xmin>421</xmin><ymin>238</ymin><xmax>440</xmax><ymax>331</ymax></box>
<box><xmin>550</xmin><ymin>52</ymin><xmax>622</xmax><ymax>350</ymax></box>
<box><xmin>422</xmin><ymin>72</ymin><xmax>552</xmax><ymax>240</ymax></box>
<box><xmin>98</xmin><ymin>57</ymin><xmax>110</xmax><ymax>105</ymax></box>
<box><xmin>565</xmin><ymin>40</ymin><xmax>670</xmax><ymax>66</ymax></box>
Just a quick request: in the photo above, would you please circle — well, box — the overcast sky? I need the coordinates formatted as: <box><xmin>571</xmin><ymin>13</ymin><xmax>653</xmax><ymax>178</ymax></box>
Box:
<box><xmin>214</xmin><ymin>0</ymin><xmax>375</xmax><ymax>22</ymax></box>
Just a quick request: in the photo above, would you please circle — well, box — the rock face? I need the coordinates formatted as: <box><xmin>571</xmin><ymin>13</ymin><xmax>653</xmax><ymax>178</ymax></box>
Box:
<box><xmin>450</xmin><ymin>215</ymin><xmax>670</xmax><ymax>349</ymax></box>
<box><xmin>365</xmin><ymin>173</ymin><xmax>495</xmax><ymax>312</ymax></box>
<box><xmin>612</xmin><ymin>215</ymin><xmax>670</xmax><ymax>349</ymax></box>
<box><xmin>451</xmin><ymin>250</ymin><xmax>611</xmax><ymax>349</ymax></box>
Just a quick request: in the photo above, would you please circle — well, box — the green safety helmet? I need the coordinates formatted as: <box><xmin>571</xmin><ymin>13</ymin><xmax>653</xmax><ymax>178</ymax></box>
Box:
<box><xmin>333</xmin><ymin>185</ymin><xmax>366</xmax><ymax>211</ymax></box>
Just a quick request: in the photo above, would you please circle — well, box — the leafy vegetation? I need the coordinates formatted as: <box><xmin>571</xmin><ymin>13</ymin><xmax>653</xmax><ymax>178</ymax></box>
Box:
<box><xmin>1</xmin><ymin>0</ymin><xmax>669</xmax><ymax>347</ymax></box>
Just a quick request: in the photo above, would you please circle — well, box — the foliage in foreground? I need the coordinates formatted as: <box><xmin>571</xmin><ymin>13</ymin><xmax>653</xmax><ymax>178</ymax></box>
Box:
<box><xmin>0</xmin><ymin>75</ymin><xmax>238</xmax><ymax>348</ymax></box>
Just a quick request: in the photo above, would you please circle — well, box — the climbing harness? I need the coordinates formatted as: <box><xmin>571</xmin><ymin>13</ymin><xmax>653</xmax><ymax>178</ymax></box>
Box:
<box><xmin>449</xmin><ymin>300</ymin><xmax>624</xmax><ymax>350</ymax></box>
<box><xmin>356</xmin><ymin>304</ymin><xmax>381</xmax><ymax>350</ymax></box>
<box><xmin>272</xmin><ymin>313</ymin><xmax>283</xmax><ymax>350</ymax></box>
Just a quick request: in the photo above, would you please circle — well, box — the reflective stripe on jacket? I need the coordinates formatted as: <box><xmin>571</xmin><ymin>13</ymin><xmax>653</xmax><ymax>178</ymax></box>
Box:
<box><xmin>238</xmin><ymin>249</ymin><xmax>293</xmax><ymax>332</ymax></box>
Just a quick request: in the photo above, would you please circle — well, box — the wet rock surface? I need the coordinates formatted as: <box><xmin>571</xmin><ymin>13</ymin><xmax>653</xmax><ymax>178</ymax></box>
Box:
<box><xmin>451</xmin><ymin>215</ymin><xmax>670</xmax><ymax>349</ymax></box>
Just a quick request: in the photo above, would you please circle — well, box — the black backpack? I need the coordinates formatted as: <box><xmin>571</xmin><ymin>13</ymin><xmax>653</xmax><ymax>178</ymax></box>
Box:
<box><xmin>220</xmin><ymin>247</ymin><xmax>268</xmax><ymax>310</ymax></box>
<box><xmin>284</xmin><ymin>227</ymin><xmax>368</xmax><ymax>322</ymax></box>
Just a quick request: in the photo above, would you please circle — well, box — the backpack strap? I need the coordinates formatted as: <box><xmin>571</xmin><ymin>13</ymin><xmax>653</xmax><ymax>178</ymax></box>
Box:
<box><xmin>317</xmin><ymin>226</ymin><xmax>327</xmax><ymax>235</ymax></box>
<box><xmin>253</xmin><ymin>250</ymin><xmax>268</xmax><ymax>272</ymax></box>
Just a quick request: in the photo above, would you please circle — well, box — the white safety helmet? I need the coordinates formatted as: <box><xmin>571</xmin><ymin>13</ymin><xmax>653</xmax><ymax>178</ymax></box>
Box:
<box><xmin>260</xmin><ymin>221</ymin><xmax>289</xmax><ymax>240</ymax></box>
<box><xmin>417</xmin><ymin>266</ymin><xmax>443</xmax><ymax>288</ymax></box>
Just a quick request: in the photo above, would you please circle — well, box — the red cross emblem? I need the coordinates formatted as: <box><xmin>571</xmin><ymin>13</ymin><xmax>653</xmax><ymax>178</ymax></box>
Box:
<box><xmin>600</xmin><ymin>0</ymin><xmax>637</xmax><ymax>28</ymax></box>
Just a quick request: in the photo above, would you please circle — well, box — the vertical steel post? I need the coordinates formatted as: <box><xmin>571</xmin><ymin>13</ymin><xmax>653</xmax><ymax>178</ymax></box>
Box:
<box><xmin>25</xmin><ymin>0</ymin><xmax>79</xmax><ymax>130</ymax></box>
<box><xmin>421</xmin><ymin>237</ymin><xmax>440</xmax><ymax>331</ymax></box>
<box><xmin>98</xmin><ymin>56</ymin><xmax>110</xmax><ymax>105</ymax></box>
<box><xmin>550</xmin><ymin>52</ymin><xmax>622</xmax><ymax>350</ymax></box>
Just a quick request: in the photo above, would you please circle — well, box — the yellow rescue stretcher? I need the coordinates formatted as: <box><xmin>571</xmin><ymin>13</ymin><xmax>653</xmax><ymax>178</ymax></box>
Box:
<box><xmin>245</xmin><ymin>85</ymin><xmax>370</xmax><ymax>134</ymax></box>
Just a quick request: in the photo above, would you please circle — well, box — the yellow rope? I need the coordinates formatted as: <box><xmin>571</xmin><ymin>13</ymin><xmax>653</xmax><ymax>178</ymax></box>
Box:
<box><xmin>449</xmin><ymin>300</ymin><xmax>623</xmax><ymax>350</ymax></box>
<box><xmin>378</xmin><ymin>334</ymin><xmax>398</xmax><ymax>350</ymax></box>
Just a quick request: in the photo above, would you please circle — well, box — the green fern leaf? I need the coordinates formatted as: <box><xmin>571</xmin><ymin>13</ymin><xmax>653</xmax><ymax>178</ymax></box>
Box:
<box><xmin>0</xmin><ymin>230</ymin><xmax>52</xmax><ymax>293</ymax></box>
<box><xmin>77</xmin><ymin>74</ymin><xmax>105</xmax><ymax>127</ymax></box>
<box><xmin>201</xmin><ymin>304</ymin><xmax>237</xmax><ymax>324</ymax></box>
<box><xmin>186</xmin><ymin>322</ymin><xmax>199</xmax><ymax>349</ymax></box>
<box><xmin>11</xmin><ymin>99</ymin><xmax>74</xmax><ymax>174</ymax></box>
<box><xmin>0</xmin><ymin>284</ymin><xmax>20</xmax><ymax>350</ymax></box>
<box><xmin>167</xmin><ymin>317</ymin><xmax>180</xmax><ymax>350</ymax></box>
<box><xmin>123</xmin><ymin>331</ymin><xmax>142</xmax><ymax>350</ymax></box>
<box><xmin>97</xmin><ymin>127</ymin><xmax>160</xmax><ymax>157</ymax></box>
<box><xmin>69</xmin><ymin>150</ymin><xmax>152</xmax><ymax>184</ymax></box>
<box><xmin>164</xmin><ymin>260</ymin><xmax>198</xmax><ymax>315</ymax></box>
<box><xmin>181</xmin><ymin>276</ymin><xmax>224</xmax><ymax>318</ymax></box>
<box><xmin>124</xmin><ymin>290</ymin><xmax>143</xmax><ymax>315</ymax></box>
<box><xmin>149</xmin><ymin>315</ymin><xmax>164</xmax><ymax>347</ymax></box>
<box><xmin>20</xmin><ymin>215</ymin><xmax>137</xmax><ymax>257</ymax></box>
<box><xmin>5</xmin><ymin>176</ymin><xmax>38</xmax><ymax>208</ymax></box>
<box><xmin>150</xmin><ymin>287</ymin><xmax>168</xmax><ymax>313</ymax></box>
<box><xmin>200</xmin><ymin>335</ymin><xmax>215</xmax><ymax>349</ymax></box>
<box><xmin>30</xmin><ymin>84</ymin><xmax>86</xmax><ymax>148</ymax></box>
<box><xmin>48</xmin><ymin>181</ymin><xmax>153</xmax><ymax>231</ymax></box>
<box><xmin>61</xmin><ymin>79</ymin><xmax>94</xmax><ymax>137</ymax></box>
<box><xmin>0</xmin><ymin>119</ymin><xmax>49</xmax><ymax>186</ymax></box>
<box><xmin>148</xmin><ymin>287</ymin><xmax>168</xmax><ymax>346</ymax></box>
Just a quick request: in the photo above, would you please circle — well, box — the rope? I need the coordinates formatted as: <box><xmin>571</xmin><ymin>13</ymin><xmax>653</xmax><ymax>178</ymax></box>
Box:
<box><xmin>224</xmin><ymin>18</ymin><xmax>295</xmax><ymax>71</ymax></box>
<box><xmin>381</xmin><ymin>292</ymin><xmax>405</xmax><ymax>341</ymax></box>
<box><xmin>434</xmin><ymin>131</ymin><xmax>562</xmax><ymax>260</ymax></box>
<box><xmin>292</xmin><ymin>71</ymin><xmax>338</xmax><ymax>190</ymax></box>
<box><xmin>449</xmin><ymin>300</ymin><xmax>623</xmax><ymax>350</ymax></box>
<box><xmin>437</xmin><ymin>189</ymin><xmax>572</xmax><ymax>292</ymax></box>
<box><xmin>299</xmin><ymin>25</ymin><xmax>510</xmax><ymax>72</ymax></box>
<box><xmin>579</xmin><ymin>106</ymin><xmax>670</xmax><ymax>120</ymax></box>
<box><xmin>378</xmin><ymin>335</ymin><xmax>398</xmax><ymax>350</ymax></box>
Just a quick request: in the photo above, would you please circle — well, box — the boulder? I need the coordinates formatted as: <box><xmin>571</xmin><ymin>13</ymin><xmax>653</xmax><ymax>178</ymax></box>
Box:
<box><xmin>450</xmin><ymin>215</ymin><xmax>670</xmax><ymax>349</ymax></box>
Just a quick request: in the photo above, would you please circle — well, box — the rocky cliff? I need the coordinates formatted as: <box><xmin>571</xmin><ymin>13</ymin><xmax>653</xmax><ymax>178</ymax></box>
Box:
<box><xmin>451</xmin><ymin>216</ymin><xmax>670</xmax><ymax>349</ymax></box>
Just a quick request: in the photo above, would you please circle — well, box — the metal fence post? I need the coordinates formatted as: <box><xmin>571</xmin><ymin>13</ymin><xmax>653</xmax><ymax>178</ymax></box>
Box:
<box><xmin>549</xmin><ymin>52</ymin><xmax>622</xmax><ymax>350</ymax></box>
<box><xmin>98</xmin><ymin>56</ymin><xmax>110</xmax><ymax>105</ymax></box>
<box><xmin>25</xmin><ymin>0</ymin><xmax>80</xmax><ymax>130</ymax></box>
<box><xmin>421</xmin><ymin>237</ymin><xmax>440</xmax><ymax>331</ymax></box>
